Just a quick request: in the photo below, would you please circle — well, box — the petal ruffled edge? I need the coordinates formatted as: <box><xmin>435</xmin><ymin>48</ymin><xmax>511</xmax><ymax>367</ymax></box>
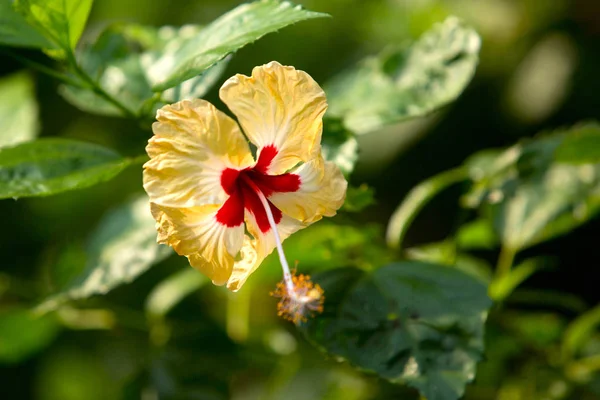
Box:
<box><xmin>269</xmin><ymin>156</ymin><xmax>348</xmax><ymax>224</ymax></box>
<box><xmin>151</xmin><ymin>202</ymin><xmax>245</xmax><ymax>286</ymax></box>
<box><xmin>219</xmin><ymin>61</ymin><xmax>327</xmax><ymax>175</ymax></box>
<box><xmin>144</xmin><ymin>99</ymin><xmax>254</xmax><ymax>208</ymax></box>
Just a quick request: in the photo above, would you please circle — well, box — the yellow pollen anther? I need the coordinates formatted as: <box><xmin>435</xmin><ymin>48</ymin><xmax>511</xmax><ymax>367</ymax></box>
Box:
<box><xmin>270</xmin><ymin>271</ymin><xmax>325</xmax><ymax>325</ymax></box>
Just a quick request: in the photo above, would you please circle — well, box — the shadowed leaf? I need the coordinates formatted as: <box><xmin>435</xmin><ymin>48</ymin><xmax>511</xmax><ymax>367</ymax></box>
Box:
<box><xmin>301</xmin><ymin>262</ymin><xmax>491</xmax><ymax>400</ymax></box>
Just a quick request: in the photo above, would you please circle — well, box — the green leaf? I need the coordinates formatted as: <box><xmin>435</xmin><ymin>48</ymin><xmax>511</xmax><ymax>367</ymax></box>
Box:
<box><xmin>406</xmin><ymin>241</ymin><xmax>492</xmax><ymax>284</ymax></box>
<box><xmin>37</xmin><ymin>196</ymin><xmax>172</xmax><ymax>312</ymax></box>
<box><xmin>0</xmin><ymin>138</ymin><xmax>133</xmax><ymax>199</ymax></box>
<box><xmin>0</xmin><ymin>72</ymin><xmax>39</xmax><ymax>148</ymax></box>
<box><xmin>456</xmin><ymin>219</ymin><xmax>498</xmax><ymax>250</ymax></box>
<box><xmin>161</xmin><ymin>56</ymin><xmax>230</xmax><ymax>103</ymax></box>
<box><xmin>563</xmin><ymin>305</ymin><xmax>600</xmax><ymax>361</ymax></box>
<box><xmin>460</xmin><ymin>148</ymin><xmax>517</xmax><ymax>209</ymax></box>
<box><xmin>386</xmin><ymin>167</ymin><xmax>467</xmax><ymax>249</ymax></box>
<box><xmin>259</xmin><ymin>223</ymin><xmax>392</xmax><ymax>278</ymax></box>
<box><xmin>60</xmin><ymin>24</ymin><xmax>230</xmax><ymax>118</ymax></box>
<box><xmin>59</xmin><ymin>23</ymin><xmax>156</xmax><ymax>117</ymax></box>
<box><xmin>555</xmin><ymin>123</ymin><xmax>600</xmax><ymax>164</ymax></box>
<box><xmin>488</xmin><ymin>257</ymin><xmax>549</xmax><ymax>301</ymax></box>
<box><xmin>113</xmin><ymin>24</ymin><xmax>230</xmax><ymax>105</ymax></box>
<box><xmin>462</xmin><ymin>124</ymin><xmax>600</xmax><ymax>251</ymax></box>
<box><xmin>0</xmin><ymin>0</ymin><xmax>55</xmax><ymax>48</ymax></box>
<box><xmin>145</xmin><ymin>268</ymin><xmax>207</xmax><ymax>320</ymax></box>
<box><xmin>146</xmin><ymin>0</ymin><xmax>328</xmax><ymax>91</ymax></box>
<box><xmin>301</xmin><ymin>262</ymin><xmax>492</xmax><ymax>400</ymax></box>
<box><xmin>325</xmin><ymin>17</ymin><xmax>481</xmax><ymax>134</ymax></box>
<box><xmin>0</xmin><ymin>307</ymin><xmax>60</xmax><ymax>364</ymax></box>
<box><xmin>59</xmin><ymin>83</ymin><xmax>124</xmax><ymax>117</ymax></box>
<box><xmin>342</xmin><ymin>184</ymin><xmax>376</xmax><ymax>212</ymax></box>
<box><xmin>15</xmin><ymin>0</ymin><xmax>93</xmax><ymax>54</ymax></box>
<box><xmin>322</xmin><ymin>118</ymin><xmax>359</xmax><ymax>176</ymax></box>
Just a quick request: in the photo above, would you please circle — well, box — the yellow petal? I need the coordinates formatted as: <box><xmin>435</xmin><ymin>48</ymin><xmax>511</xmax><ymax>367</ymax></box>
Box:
<box><xmin>144</xmin><ymin>99</ymin><xmax>254</xmax><ymax>208</ymax></box>
<box><xmin>269</xmin><ymin>156</ymin><xmax>348</xmax><ymax>224</ymax></box>
<box><xmin>151</xmin><ymin>202</ymin><xmax>245</xmax><ymax>286</ymax></box>
<box><xmin>226</xmin><ymin>214</ymin><xmax>307</xmax><ymax>291</ymax></box>
<box><xmin>219</xmin><ymin>61</ymin><xmax>327</xmax><ymax>175</ymax></box>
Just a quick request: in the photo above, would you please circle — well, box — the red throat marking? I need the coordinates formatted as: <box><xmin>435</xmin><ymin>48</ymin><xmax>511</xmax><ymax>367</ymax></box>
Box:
<box><xmin>215</xmin><ymin>145</ymin><xmax>300</xmax><ymax>233</ymax></box>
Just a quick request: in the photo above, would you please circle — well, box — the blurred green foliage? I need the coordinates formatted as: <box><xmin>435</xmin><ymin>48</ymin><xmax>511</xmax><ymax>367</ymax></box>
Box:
<box><xmin>1</xmin><ymin>0</ymin><xmax>600</xmax><ymax>399</ymax></box>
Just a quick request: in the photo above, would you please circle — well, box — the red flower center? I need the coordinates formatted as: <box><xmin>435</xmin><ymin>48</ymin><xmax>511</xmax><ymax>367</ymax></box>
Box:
<box><xmin>216</xmin><ymin>145</ymin><xmax>301</xmax><ymax>233</ymax></box>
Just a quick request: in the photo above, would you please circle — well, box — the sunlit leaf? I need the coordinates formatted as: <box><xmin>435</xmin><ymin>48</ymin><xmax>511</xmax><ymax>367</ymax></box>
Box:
<box><xmin>301</xmin><ymin>262</ymin><xmax>491</xmax><ymax>400</ymax></box>
<box><xmin>59</xmin><ymin>84</ymin><xmax>125</xmax><ymax>116</ymax></box>
<box><xmin>111</xmin><ymin>24</ymin><xmax>230</xmax><ymax>104</ymax></box>
<box><xmin>0</xmin><ymin>138</ymin><xmax>134</xmax><ymax>199</ymax></box>
<box><xmin>60</xmin><ymin>24</ymin><xmax>230</xmax><ymax>118</ymax></box>
<box><xmin>37</xmin><ymin>196</ymin><xmax>172</xmax><ymax>312</ymax></box>
<box><xmin>146</xmin><ymin>0</ymin><xmax>328</xmax><ymax>91</ymax></box>
<box><xmin>0</xmin><ymin>72</ymin><xmax>39</xmax><ymax>148</ymax></box>
<box><xmin>494</xmin><ymin>165</ymin><xmax>596</xmax><ymax>250</ymax></box>
<box><xmin>325</xmin><ymin>17</ymin><xmax>480</xmax><ymax>134</ymax></box>
<box><xmin>456</xmin><ymin>219</ymin><xmax>498</xmax><ymax>250</ymax></box>
<box><xmin>0</xmin><ymin>307</ymin><xmax>60</xmax><ymax>364</ymax></box>
<box><xmin>162</xmin><ymin>57</ymin><xmax>230</xmax><ymax>103</ymax></box>
<box><xmin>460</xmin><ymin>148</ymin><xmax>517</xmax><ymax>209</ymax></box>
<box><xmin>59</xmin><ymin>23</ymin><xmax>155</xmax><ymax>116</ymax></box>
<box><xmin>462</xmin><ymin>124</ymin><xmax>600</xmax><ymax>251</ymax></box>
<box><xmin>0</xmin><ymin>0</ymin><xmax>55</xmax><ymax>48</ymax></box>
<box><xmin>15</xmin><ymin>0</ymin><xmax>93</xmax><ymax>55</ymax></box>
<box><xmin>342</xmin><ymin>184</ymin><xmax>376</xmax><ymax>212</ymax></box>
<box><xmin>322</xmin><ymin>118</ymin><xmax>359</xmax><ymax>176</ymax></box>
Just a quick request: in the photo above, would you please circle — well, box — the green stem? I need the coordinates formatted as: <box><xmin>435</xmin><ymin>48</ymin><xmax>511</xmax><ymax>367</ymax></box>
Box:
<box><xmin>386</xmin><ymin>167</ymin><xmax>468</xmax><ymax>251</ymax></box>
<box><xmin>1</xmin><ymin>48</ymin><xmax>86</xmax><ymax>88</ymax></box>
<box><xmin>66</xmin><ymin>51</ymin><xmax>137</xmax><ymax>118</ymax></box>
<box><xmin>495</xmin><ymin>245</ymin><xmax>517</xmax><ymax>280</ymax></box>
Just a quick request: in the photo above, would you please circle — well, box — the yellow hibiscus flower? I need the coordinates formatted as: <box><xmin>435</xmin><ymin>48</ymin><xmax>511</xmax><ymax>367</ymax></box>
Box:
<box><xmin>143</xmin><ymin>61</ymin><xmax>347</xmax><ymax>320</ymax></box>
